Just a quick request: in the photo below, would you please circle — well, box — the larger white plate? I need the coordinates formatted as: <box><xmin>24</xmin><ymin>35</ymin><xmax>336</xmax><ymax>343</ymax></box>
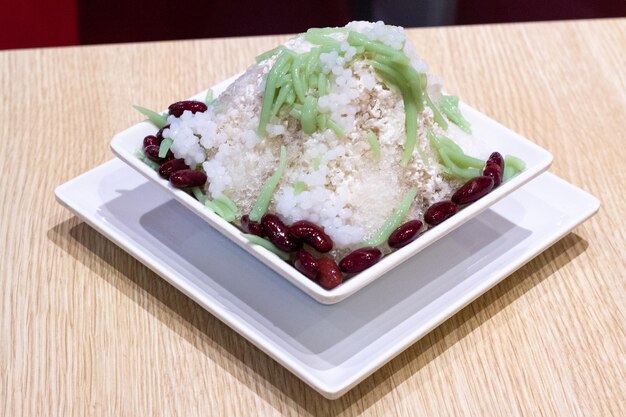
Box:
<box><xmin>110</xmin><ymin>75</ymin><xmax>553</xmax><ymax>304</ymax></box>
<box><xmin>55</xmin><ymin>159</ymin><xmax>598</xmax><ymax>398</ymax></box>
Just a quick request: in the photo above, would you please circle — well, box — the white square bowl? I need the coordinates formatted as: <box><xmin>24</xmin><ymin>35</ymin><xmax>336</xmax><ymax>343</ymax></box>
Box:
<box><xmin>111</xmin><ymin>75</ymin><xmax>553</xmax><ymax>304</ymax></box>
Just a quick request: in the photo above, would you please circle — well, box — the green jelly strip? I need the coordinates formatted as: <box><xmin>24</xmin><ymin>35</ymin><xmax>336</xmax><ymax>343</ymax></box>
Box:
<box><xmin>136</xmin><ymin>150</ymin><xmax>160</xmax><ymax>170</ymax></box>
<box><xmin>432</xmin><ymin>134</ymin><xmax>463</xmax><ymax>153</ymax></box>
<box><xmin>424</xmin><ymin>93</ymin><xmax>448</xmax><ymax>130</ymax></box>
<box><xmin>503</xmin><ymin>166</ymin><xmax>516</xmax><ymax>182</ymax></box>
<box><xmin>366</xmin><ymin>60</ymin><xmax>404</xmax><ymax>87</ymax></box>
<box><xmin>275</xmin><ymin>74</ymin><xmax>292</xmax><ymax>88</ymax></box>
<box><xmin>428</xmin><ymin>131</ymin><xmax>481</xmax><ymax>178</ymax></box>
<box><xmin>249</xmin><ymin>145</ymin><xmax>287</xmax><ymax>222</ymax></box>
<box><xmin>307</xmin><ymin>27</ymin><xmax>348</xmax><ymax>36</ymax></box>
<box><xmin>363</xmin><ymin>187</ymin><xmax>418</xmax><ymax>247</ymax></box>
<box><xmin>255</xmin><ymin>45</ymin><xmax>285</xmax><ymax>63</ymax></box>
<box><xmin>211</xmin><ymin>199</ymin><xmax>236</xmax><ymax>222</ymax></box>
<box><xmin>204</xmin><ymin>89</ymin><xmax>214</xmax><ymax>105</ymax></box>
<box><xmin>439</xmin><ymin>148</ymin><xmax>480</xmax><ymax>179</ymax></box>
<box><xmin>505</xmin><ymin>155</ymin><xmax>526</xmax><ymax>172</ymax></box>
<box><xmin>190</xmin><ymin>186</ymin><xmax>207</xmax><ymax>204</ymax></box>
<box><xmin>258</xmin><ymin>51</ymin><xmax>292</xmax><ymax>136</ymax></box>
<box><xmin>319</xmin><ymin>43</ymin><xmax>344</xmax><ymax>55</ymax></box>
<box><xmin>202</xmin><ymin>194</ymin><xmax>236</xmax><ymax>222</ymax></box>
<box><xmin>158</xmin><ymin>138</ymin><xmax>173</xmax><ymax>158</ymax></box>
<box><xmin>317</xmin><ymin>113</ymin><xmax>328</xmax><ymax>130</ymax></box>
<box><xmin>437</xmin><ymin>164</ymin><xmax>453</xmax><ymax>176</ymax></box>
<box><xmin>347</xmin><ymin>31</ymin><xmax>408</xmax><ymax>65</ymax></box>
<box><xmin>439</xmin><ymin>95</ymin><xmax>471</xmax><ymax>134</ymax></box>
<box><xmin>242</xmin><ymin>234</ymin><xmax>290</xmax><ymax>261</ymax></box>
<box><xmin>367</xmin><ymin>60</ymin><xmax>425</xmax><ymax>166</ymax></box>
<box><xmin>353</xmin><ymin>45</ymin><xmax>366</xmax><ymax>55</ymax></box>
<box><xmin>291</xmin><ymin>55</ymin><xmax>306</xmax><ymax>103</ymax></box>
<box><xmin>293</xmin><ymin>181</ymin><xmax>307</xmax><ymax>195</ymax></box>
<box><xmin>285</xmin><ymin>89</ymin><xmax>296</xmax><ymax>106</ymax></box>
<box><xmin>274</xmin><ymin>53</ymin><xmax>294</xmax><ymax>79</ymax></box>
<box><xmin>445</xmin><ymin>149</ymin><xmax>483</xmax><ymax>170</ymax></box>
<box><xmin>317</xmin><ymin>72</ymin><xmax>330</xmax><ymax>96</ymax></box>
<box><xmin>418</xmin><ymin>74</ymin><xmax>448</xmax><ymax>130</ymax></box>
<box><xmin>301</xmin><ymin>96</ymin><xmax>318</xmax><ymax>134</ymax></box>
<box><xmin>327</xmin><ymin>119</ymin><xmax>344</xmax><ymax>137</ymax></box>
<box><xmin>304</xmin><ymin>30</ymin><xmax>342</xmax><ymax>48</ymax></box>
<box><xmin>502</xmin><ymin>155</ymin><xmax>526</xmax><ymax>182</ymax></box>
<box><xmin>401</xmin><ymin>97</ymin><xmax>418</xmax><ymax>167</ymax></box>
<box><xmin>305</xmin><ymin>48</ymin><xmax>321</xmax><ymax>79</ymax></box>
<box><xmin>434</xmin><ymin>135</ymin><xmax>483</xmax><ymax>169</ymax></box>
<box><xmin>366</xmin><ymin>131</ymin><xmax>381</xmax><ymax>160</ymax></box>
<box><xmin>290</xmin><ymin>98</ymin><xmax>303</xmax><ymax>112</ymax></box>
<box><xmin>398</xmin><ymin>67</ymin><xmax>425</xmax><ymax>113</ymax></box>
<box><xmin>215</xmin><ymin>194</ymin><xmax>238</xmax><ymax>214</ymax></box>
<box><xmin>373</xmin><ymin>69</ymin><xmax>401</xmax><ymax>94</ymax></box>
<box><xmin>133</xmin><ymin>105</ymin><xmax>168</xmax><ymax>129</ymax></box>
<box><xmin>205</xmin><ymin>200</ymin><xmax>232</xmax><ymax>222</ymax></box>
<box><xmin>289</xmin><ymin>107</ymin><xmax>302</xmax><ymax>120</ymax></box>
<box><xmin>271</xmin><ymin>84</ymin><xmax>292</xmax><ymax>117</ymax></box>
<box><xmin>374</xmin><ymin>55</ymin><xmax>424</xmax><ymax>112</ymax></box>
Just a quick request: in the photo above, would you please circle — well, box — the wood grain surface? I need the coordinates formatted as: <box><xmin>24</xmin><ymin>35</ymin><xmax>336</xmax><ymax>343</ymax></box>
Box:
<box><xmin>1</xmin><ymin>18</ymin><xmax>625</xmax><ymax>416</ymax></box>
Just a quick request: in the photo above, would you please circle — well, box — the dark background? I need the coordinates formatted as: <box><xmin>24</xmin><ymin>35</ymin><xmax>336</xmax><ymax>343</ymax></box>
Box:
<box><xmin>2</xmin><ymin>0</ymin><xmax>624</xmax><ymax>50</ymax></box>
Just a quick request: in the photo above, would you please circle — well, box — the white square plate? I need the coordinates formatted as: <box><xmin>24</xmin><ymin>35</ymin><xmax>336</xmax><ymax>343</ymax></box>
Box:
<box><xmin>55</xmin><ymin>159</ymin><xmax>598</xmax><ymax>398</ymax></box>
<box><xmin>110</xmin><ymin>76</ymin><xmax>554</xmax><ymax>304</ymax></box>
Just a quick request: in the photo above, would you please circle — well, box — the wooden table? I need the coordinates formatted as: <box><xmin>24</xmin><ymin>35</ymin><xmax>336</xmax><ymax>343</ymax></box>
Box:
<box><xmin>1</xmin><ymin>18</ymin><xmax>624</xmax><ymax>416</ymax></box>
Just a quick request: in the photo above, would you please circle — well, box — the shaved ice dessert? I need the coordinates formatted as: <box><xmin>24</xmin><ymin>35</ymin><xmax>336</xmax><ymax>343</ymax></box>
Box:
<box><xmin>134</xmin><ymin>21</ymin><xmax>525</xmax><ymax>289</ymax></box>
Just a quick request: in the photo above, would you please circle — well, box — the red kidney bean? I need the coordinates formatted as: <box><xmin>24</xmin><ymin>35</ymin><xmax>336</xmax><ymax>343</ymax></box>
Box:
<box><xmin>143</xmin><ymin>135</ymin><xmax>160</xmax><ymax>149</ymax></box>
<box><xmin>487</xmin><ymin>152</ymin><xmax>504</xmax><ymax>169</ymax></box>
<box><xmin>483</xmin><ymin>161</ymin><xmax>502</xmax><ymax>187</ymax></box>
<box><xmin>144</xmin><ymin>145</ymin><xmax>173</xmax><ymax>163</ymax></box>
<box><xmin>169</xmin><ymin>169</ymin><xmax>207</xmax><ymax>188</ymax></box>
<box><xmin>294</xmin><ymin>250</ymin><xmax>319</xmax><ymax>280</ymax></box>
<box><xmin>168</xmin><ymin>100</ymin><xmax>208</xmax><ymax>117</ymax></box>
<box><xmin>261</xmin><ymin>214</ymin><xmax>302</xmax><ymax>252</ymax></box>
<box><xmin>289</xmin><ymin>220</ymin><xmax>333</xmax><ymax>253</ymax></box>
<box><xmin>158</xmin><ymin>158</ymin><xmax>188</xmax><ymax>179</ymax></box>
<box><xmin>339</xmin><ymin>248</ymin><xmax>382</xmax><ymax>273</ymax></box>
<box><xmin>451</xmin><ymin>176</ymin><xmax>495</xmax><ymax>205</ymax></box>
<box><xmin>424</xmin><ymin>200</ymin><xmax>457</xmax><ymax>226</ymax></box>
<box><xmin>483</xmin><ymin>152</ymin><xmax>504</xmax><ymax>186</ymax></box>
<box><xmin>155</xmin><ymin>124</ymin><xmax>170</xmax><ymax>141</ymax></box>
<box><xmin>317</xmin><ymin>258</ymin><xmax>343</xmax><ymax>290</ymax></box>
<box><xmin>241</xmin><ymin>215</ymin><xmax>265</xmax><ymax>237</ymax></box>
<box><xmin>388</xmin><ymin>220</ymin><xmax>423</xmax><ymax>249</ymax></box>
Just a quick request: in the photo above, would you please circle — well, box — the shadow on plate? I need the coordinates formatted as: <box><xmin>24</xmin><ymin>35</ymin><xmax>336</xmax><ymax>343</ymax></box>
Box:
<box><xmin>94</xmin><ymin>181</ymin><xmax>532</xmax><ymax>364</ymax></box>
<box><xmin>47</xmin><ymin>216</ymin><xmax>588</xmax><ymax>412</ymax></box>
<box><xmin>48</xmin><ymin>168</ymin><xmax>589</xmax><ymax>412</ymax></box>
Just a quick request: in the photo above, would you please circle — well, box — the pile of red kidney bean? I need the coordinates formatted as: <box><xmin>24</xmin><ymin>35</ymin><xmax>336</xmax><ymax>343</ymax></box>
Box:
<box><xmin>240</xmin><ymin>214</ymin><xmax>387</xmax><ymax>290</ymax></box>
<box><xmin>237</xmin><ymin>151</ymin><xmax>505</xmax><ymax>290</ymax></box>
<box><xmin>141</xmin><ymin>100</ymin><xmax>208</xmax><ymax>188</ymax></box>
<box><xmin>423</xmin><ymin>151</ymin><xmax>503</xmax><ymax>226</ymax></box>
<box><xmin>142</xmin><ymin>105</ymin><xmax>504</xmax><ymax>290</ymax></box>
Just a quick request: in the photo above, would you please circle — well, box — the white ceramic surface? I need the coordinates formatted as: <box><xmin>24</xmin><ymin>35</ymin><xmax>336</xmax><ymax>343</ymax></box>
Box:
<box><xmin>55</xmin><ymin>159</ymin><xmax>598</xmax><ymax>398</ymax></box>
<box><xmin>110</xmin><ymin>76</ymin><xmax>553</xmax><ymax>304</ymax></box>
